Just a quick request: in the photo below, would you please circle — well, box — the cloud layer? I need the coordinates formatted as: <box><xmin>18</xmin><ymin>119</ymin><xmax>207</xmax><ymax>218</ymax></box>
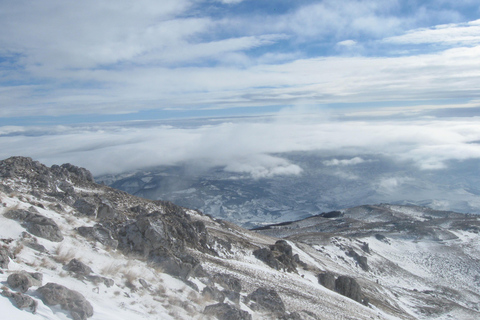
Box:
<box><xmin>1</xmin><ymin>110</ymin><xmax>480</xmax><ymax>177</ymax></box>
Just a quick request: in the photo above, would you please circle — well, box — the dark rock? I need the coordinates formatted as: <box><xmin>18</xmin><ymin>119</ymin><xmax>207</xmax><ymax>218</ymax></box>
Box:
<box><xmin>335</xmin><ymin>276</ymin><xmax>366</xmax><ymax>305</ymax></box>
<box><xmin>253</xmin><ymin>248</ymin><xmax>281</xmax><ymax>270</ymax></box>
<box><xmin>77</xmin><ymin>224</ymin><xmax>118</xmax><ymax>249</ymax></box>
<box><xmin>0</xmin><ymin>246</ymin><xmax>12</xmax><ymax>268</ymax></box>
<box><xmin>318</xmin><ymin>272</ymin><xmax>336</xmax><ymax>290</ymax></box>
<box><xmin>375</xmin><ymin>234</ymin><xmax>390</xmax><ymax>244</ymax></box>
<box><xmin>2</xmin><ymin>289</ymin><xmax>37</xmax><ymax>313</ymax></box>
<box><xmin>202</xmin><ymin>286</ymin><xmax>225</xmax><ymax>302</ymax></box>
<box><xmin>64</xmin><ymin>259</ymin><xmax>93</xmax><ymax>276</ymax></box>
<box><xmin>7</xmin><ymin>271</ymin><xmax>43</xmax><ymax>293</ymax></box>
<box><xmin>254</xmin><ymin>240</ymin><xmax>303</xmax><ymax>273</ymax></box>
<box><xmin>24</xmin><ymin>238</ymin><xmax>47</xmax><ymax>253</ymax></box>
<box><xmin>360</xmin><ymin>242</ymin><xmax>370</xmax><ymax>254</ymax></box>
<box><xmin>37</xmin><ymin>283</ymin><xmax>93</xmax><ymax>320</ymax></box>
<box><xmin>204</xmin><ymin>303</ymin><xmax>252</xmax><ymax>320</ymax></box>
<box><xmin>5</xmin><ymin>209</ymin><xmax>63</xmax><ymax>242</ymax></box>
<box><xmin>213</xmin><ymin>273</ymin><xmax>242</xmax><ymax>293</ymax></box>
<box><xmin>271</xmin><ymin>240</ymin><xmax>293</xmax><ymax>256</ymax></box>
<box><xmin>73</xmin><ymin>199</ymin><xmax>97</xmax><ymax>216</ymax></box>
<box><xmin>247</xmin><ymin>287</ymin><xmax>285</xmax><ymax>314</ymax></box>
<box><xmin>346</xmin><ymin>249</ymin><xmax>369</xmax><ymax>271</ymax></box>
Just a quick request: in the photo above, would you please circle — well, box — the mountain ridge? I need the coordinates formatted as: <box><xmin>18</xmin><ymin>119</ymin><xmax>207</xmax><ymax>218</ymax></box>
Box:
<box><xmin>0</xmin><ymin>156</ymin><xmax>479</xmax><ymax>319</ymax></box>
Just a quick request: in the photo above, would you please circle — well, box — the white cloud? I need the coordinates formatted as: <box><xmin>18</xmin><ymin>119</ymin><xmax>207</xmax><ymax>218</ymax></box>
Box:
<box><xmin>324</xmin><ymin>157</ymin><xmax>367</xmax><ymax>166</ymax></box>
<box><xmin>337</xmin><ymin>40</ymin><xmax>357</xmax><ymax>47</ymax></box>
<box><xmin>384</xmin><ymin>20</ymin><xmax>480</xmax><ymax>46</ymax></box>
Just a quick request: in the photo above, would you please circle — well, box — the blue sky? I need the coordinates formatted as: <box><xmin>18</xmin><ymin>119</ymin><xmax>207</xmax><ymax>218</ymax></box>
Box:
<box><xmin>1</xmin><ymin>0</ymin><xmax>480</xmax><ymax>183</ymax></box>
<box><xmin>1</xmin><ymin>0</ymin><xmax>480</xmax><ymax>124</ymax></box>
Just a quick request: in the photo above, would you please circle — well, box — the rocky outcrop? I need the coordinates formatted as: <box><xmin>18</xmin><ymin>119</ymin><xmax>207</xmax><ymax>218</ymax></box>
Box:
<box><xmin>116</xmin><ymin>207</ymin><xmax>211</xmax><ymax>279</ymax></box>
<box><xmin>335</xmin><ymin>276</ymin><xmax>367</xmax><ymax>305</ymax></box>
<box><xmin>1</xmin><ymin>289</ymin><xmax>37</xmax><ymax>313</ymax></box>
<box><xmin>77</xmin><ymin>224</ymin><xmax>118</xmax><ymax>248</ymax></box>
<box><xmin>253</xmin><ymin>240</ymin><xmax>305</xmax><ymax>272</ymax></box>
<box><xmin>7</xmin><ymin>271</ymin><xmax>43</xmax><ymax>293</ymax></box>
<box><xmin>37</xmin><ymin>282</ymin><xmax>93</xmax><ymax>320</ymax></box>
<box><xmin>5</xmin><ymin>209</ymin><xmax>63</xmax><ymax>242</ymax></box>
<box><xmin>204</xmin><ymin>303</ymin><xmax>252</xmax><ymax>320</ymax></box>
<box><xmin>0</xmin><ymin>157</ymin><xmax>93</xmax><ymax>191</ymax></box>
<box><xmin>246</xmin><ymin>287</ymin><xmax>286</xmax><ymax>314</ymax></box>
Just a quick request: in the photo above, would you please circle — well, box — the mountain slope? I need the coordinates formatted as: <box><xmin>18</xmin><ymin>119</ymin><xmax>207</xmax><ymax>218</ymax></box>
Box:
<box><xmin>0</xmin><ymin>157</ymin><xmax>479</xmax><ymax>319</ymax></box>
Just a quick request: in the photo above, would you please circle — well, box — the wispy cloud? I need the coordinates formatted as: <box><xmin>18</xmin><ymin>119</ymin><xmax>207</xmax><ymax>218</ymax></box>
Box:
<box><xmin>1</xmin><ymin>1</ymin><xmax>480</xmax><ymax>120</ymax></box>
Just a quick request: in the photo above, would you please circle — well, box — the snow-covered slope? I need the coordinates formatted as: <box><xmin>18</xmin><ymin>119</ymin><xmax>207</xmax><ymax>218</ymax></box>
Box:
<box><xmin>1</xmin><ymin>157</ymin><xmax>479</xmax><ymax>320</ymax></box>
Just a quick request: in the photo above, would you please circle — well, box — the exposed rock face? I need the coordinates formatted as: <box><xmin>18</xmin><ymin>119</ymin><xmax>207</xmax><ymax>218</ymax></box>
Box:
<box><xmin>0</xmin><ymin>157</ymin><xmax>93</xmax><ymax>190</ymax></box>
<box><xmin>1</xmin><ymin>290</ymin><xmax>37</xmax><ymax>313</ymax></box>
<box><xmin>5</xmin><ymin>209</ymin><xmax>63</xmax><ymax>242</ymax></box>
<box><xmin>318</xmin><ymin>272</ymin><xmax>336</xmax><ymax>290</ymax></box>
<box><xmin>335</xmin><ymin>276</ymin><xmax>365</xmax><ymax>305</ymax></box>
<box><xmin>0</xmin><ymin>246</ymin><xmax>11</xmax><ymax>268</ymax></box>
<box><xmin>253</xmin><ymin>240</ymin><xmax>304</xmax><ymax>272</ymax></box>
<box><xmin>77</xmin><ymin>224</ymin><xmax>118</xmax><ymax>248</ymax></box>
<box><xmin>204</xmin><ymin>303</ymin><xmax>252</xmax><ymax>320</ymax></box>
<box><xmin>117</xmin><ymin>207</ymin><xmax>210</xmax><ymax>279</ymax></box>
<box><xmin>37</xmin><ymin>282</ymin><xmax>94</xmax><ymax>320</ymax></box>
<box><xmin>246</xmin><ymin>287</ymin><xmax>286</xmax><ymax>314</ymax></box>
<box><xmin>64</xmin><ymin>259</ymin><xmax>93</xmax><ymax>276</ymax></box>
<box><xmin>7</xmin><ymin>271</ymin><xmax>43</xmax><ymax>293</ymax></box>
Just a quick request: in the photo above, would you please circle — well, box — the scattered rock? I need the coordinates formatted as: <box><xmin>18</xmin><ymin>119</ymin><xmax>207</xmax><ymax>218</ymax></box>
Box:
<box><xmin>5</xmin><ymin>209</ymin><xmax>63</xmax><ymax>242</ymax></box>
<box><xmin>64</xmin><ymin>259</ymin><xmax>93</xmax><ymax>276</ymax></box>
<box><xmin>204</xmin><ymin>303</ymin><xmax>252</xmax><ymax>320</ymax></box>
<box><xmin>37</xmin><ymin>282</ymin><xmax>94</xmax><ymax>320</ymax></box>
<box><xmin>7</xmin><ymin>271</ymin><xmax>43</xmax><ymax>293</ymax></box>
<box><xmin>246</xmin><ymin>287</ymin><xmax>285</xmax><ymax>314</ymax></box>
<box><xmin>2</xmin><ymin>289</ymin><xmax>37</xmax><ymax>313</ymax></box>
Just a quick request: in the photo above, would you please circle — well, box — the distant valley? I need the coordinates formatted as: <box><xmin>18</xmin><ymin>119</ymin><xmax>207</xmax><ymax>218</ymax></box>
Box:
<box><xmin>98</xmin><ymin>152</ymin><xmax>480</xmax><ymax>228</ymax></box>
